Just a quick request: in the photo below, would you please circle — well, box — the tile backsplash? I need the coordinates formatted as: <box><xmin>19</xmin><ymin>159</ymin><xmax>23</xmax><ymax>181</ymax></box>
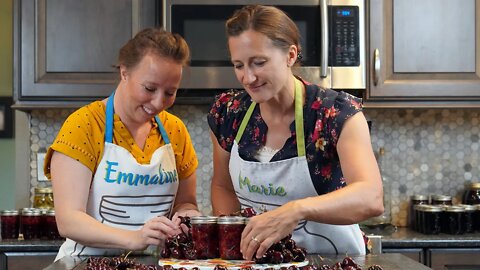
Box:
<box><xmin>29</xmin><ymin>106</ymin><xmax>479</xmax><ymax>227</ymax></box>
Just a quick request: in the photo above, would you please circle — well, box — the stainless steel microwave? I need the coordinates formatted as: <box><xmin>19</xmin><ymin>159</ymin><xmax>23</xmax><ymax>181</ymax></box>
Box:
<box><xmin>163</xmin><ymin>0</ymin><xmax>366</xmax><ymax>92</ymax></box>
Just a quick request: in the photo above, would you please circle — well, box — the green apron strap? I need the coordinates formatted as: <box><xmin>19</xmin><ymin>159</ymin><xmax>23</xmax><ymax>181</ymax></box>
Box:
<box><xmin>235</xmin><ymin>100</ymin><xmax>257</xmax><ymax>143</ymax></box>
<box><xmin>235</xmin><ymin>77</ymin><xmax>306</xmax><ymax>157</ymax></box>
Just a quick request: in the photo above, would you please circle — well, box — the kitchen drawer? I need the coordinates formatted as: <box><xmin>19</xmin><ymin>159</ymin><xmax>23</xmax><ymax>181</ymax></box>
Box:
<box><xmin>0</xmin><ymin>251</ymin><xmax>56</xmax><ymax>270</ymax></box>
<box><xmin>382</xmin><ymin>248</ymin><xmax>424</xmax><ymax>264</ymax></box>
<box><xmin>427</xmin><ymin>248</ymin><xmax>480</xmax><ymax>270</ymax></box>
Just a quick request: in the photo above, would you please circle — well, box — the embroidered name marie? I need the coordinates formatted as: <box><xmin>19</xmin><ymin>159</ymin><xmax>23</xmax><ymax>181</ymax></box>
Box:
<box><xmin>238</xmin><ymin>174</ymin><xmax>287</xmax><ymax>196</ymax></box>
<box><xmin>103</xmin><ymin>161</ymin><xmax>177</xmax><ymax>186</ymax></box>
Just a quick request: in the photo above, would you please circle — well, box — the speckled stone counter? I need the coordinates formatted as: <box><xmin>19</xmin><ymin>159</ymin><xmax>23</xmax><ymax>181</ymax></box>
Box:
<box><xmin>0</xmin><ymin>239</ymin><xmax>63</xmax><ymax>252</ymax></box>
<box><xmin>380</xmin><ymin>227</ymin><xmax>480</xmax><ymax>248</ymax></box>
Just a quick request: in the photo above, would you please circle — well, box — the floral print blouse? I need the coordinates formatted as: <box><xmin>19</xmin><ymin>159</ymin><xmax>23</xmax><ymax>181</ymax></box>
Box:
<box><xmin>207</xmin><ymin>79</ymin><xmax>363</xmax><ymax>195</ymax></box>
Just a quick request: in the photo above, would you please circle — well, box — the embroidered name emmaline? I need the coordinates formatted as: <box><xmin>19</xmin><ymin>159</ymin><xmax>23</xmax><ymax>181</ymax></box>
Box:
<box><xmin>238</xmin><ymin>173</ymin><xmax>287</xmax><ymax>196</ymax></box>
<box><xmin>103</xmin><ymin>161</ymin><xmax>177</xmax><ymax>186</ymax></box>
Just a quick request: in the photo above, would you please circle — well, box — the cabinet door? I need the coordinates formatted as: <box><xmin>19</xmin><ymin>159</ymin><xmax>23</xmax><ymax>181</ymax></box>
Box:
<box><xmin>14</xmin><ymin>0</ymin><xmax>157</xmax><ymax>102</ymax></box>
<box><xmin>1</xmin><ymin>251</ymin><xmax>56</xmax><ymax>270</ymax></box>
<box><xmin>427</xmin><ymin>248</ymin><xmax>480</xmax><ymax>270</ymax></box>
<box><xmin>367</xmin><ymin>0</ymin><xmax>480</xmax><ymax>106</ymax></box>
<box><xmin>382</xmin><ymin>248</ymin><xmax>424</xmax><ymax>264</ymax></box>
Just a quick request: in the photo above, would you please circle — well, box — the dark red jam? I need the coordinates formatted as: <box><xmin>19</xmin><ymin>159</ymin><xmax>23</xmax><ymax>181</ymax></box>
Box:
<box><xmin>218</xmin><ymin>216</ymin><xmax>246</xmax><ymax>260</ymax></box>
<box><xmin>45</xmin><ymin>209</ymin><xmax>61</xmax><ymax>240</ymax></box>
<box><xmin>462</xmin><ymin>182</ymin><xmax>480</xmax><ymax>205</ymax></box>
<box><xmin>21</xmin><ymin>209</ymin><xmax>42</xmax><ymax>240</ymax></box>
<box><xmin>441</xmin><ymin>206</ymin><xmax>464</xmax><ymax>235</ymax></box>
<box><xmin>459</xmin><ymin>204</ymin><xmax>475</xmax><ymax>233</ymax></box>
<box><xmin>190</xmin><ymin>216</ymin><xmax>218</xmax><ymax>259</ymax></box>
<box><xmin>409</xmin><ymin>195</ymin><xmax>429</xmax><ymax>230</ymax></box>
<box><xmin>474</xmin><ymin>204</ymin><xmax>480</xmax><ymax>232</ymax></box>
<box><xmin>421</xmin><ymin>205</ymin><xmax>442</xmax><ymax>235</ymax></box>
<box><xmin>1</xmin><ymin>210</ymin><xmax>19</xmax><ymax>240</ymax></box>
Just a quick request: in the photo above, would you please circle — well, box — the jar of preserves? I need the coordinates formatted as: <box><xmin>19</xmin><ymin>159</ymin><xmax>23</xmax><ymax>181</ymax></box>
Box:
<box><xmin>462</xmin><ymin>182</ymin><xmax>480</xmax><ymax>205</ymax></box>
<box><xmin>1</xmin><ymin>210</ymin><xmax>19</xmax><ymax>240</ymax></box>
<box><xmin>21</xmin><ymin>208</ymin><xmax>42</xmax><ymax>240</ymax></box>
<box><xmin>45</xmin><ymin>209</ymin><xmax>61</xmax><ymax>240</ymax></box>
<box><xmin>190</xmin><ymin>216</ymin><xmax>218</xmax><ymax>259</ymax></box>
<box><xmin>218</xmin><ymin>216</ymin><xmax>245</xmax><ymax>260</ymax></box>
<box><xmin>421</xmin><ymin>205</ymin><xmax>442</xmax><ymax>235</ymax></box>
<box><xmin>414</xmin><ymin>204</ymin><xmax>429</xmax><ymax>233</ymax></box>
<box><xmin>33</xmin><ymin>187</ymin><xmax>54</xmax><ymax>209</ymax></box>
<box><xmin>431</xmin><ymin>195</ymin><xmax>453</xmax><ymax>206</ymax></box>
<box><xmin>441</xmin><ymin>205</ymin><xmax>464</xmax><ymax>235</ymax></box>
<box><xmin>458</xmin><ymin>204</ymin><xmax>475</xmax><ymax>233</ymax></box>
<box><xmin>474</xmin><ymin>204</ymin><xmax>480</xmax><ymax>232</ymax></box>
<box><xmin>409</xmin><ymin>195</ymin><xmax>429</xmax><ymax>230</ymax></box>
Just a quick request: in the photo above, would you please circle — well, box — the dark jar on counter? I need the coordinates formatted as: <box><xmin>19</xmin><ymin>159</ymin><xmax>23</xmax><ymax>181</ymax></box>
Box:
<box><xmin>218</xmin><ymin>216</ymin><xmax>246</xmax><ymax>260</ymax></box>
<box><xmin>409</xmin><ymin>195</ymin><xmax>429</xmax><ymax>231</ymax></box>
<box><xmin>431</xmin><ymin>194</ymin><xmax>453</xmax><ymax>206</ymax></box>
<box><xmin>462</xmin><ymin>182</ymin><xmax>480</xmax><ymax>205</ymax></box>
<box><xmin>441</xmin><ymin>206</ymin><xmax>465</xmax><ymax>235</ymax></box>
<box><xmin>458</xmin><ymin>204</ymin><xmax>475</xmax><ymax>233</ymax></box>
<box><xmin>190</xmin><ymin>216</ymin><xmax>218</xmax><ymax>259</ymax></box>
<box><xmin>21</xmin><ymin>208</ymin><xmax>42</xmax><ymax>240</ymax></box>
<box><xmin>45</xmin><ymin>209</ymin><xmax>62</xmax><ymax>240</ymax></box>
<box><xmin>414</xmin><ymin>205</ymin><xmax>429</xmax><ymax>233</ymax></box>
<box><xmin>420</xmin><ymin>205</ymin><xmax>442</xmax><ymax>235</ymax></box>
<box><xmin>0</xmin><ymin>210</ymin><xmax>19</xmax><ymax>240</ymax></box>
<box><xmin>474</xmin><ymin>204</ymin><xmax>480</xmax><ymax>232</ymax></box>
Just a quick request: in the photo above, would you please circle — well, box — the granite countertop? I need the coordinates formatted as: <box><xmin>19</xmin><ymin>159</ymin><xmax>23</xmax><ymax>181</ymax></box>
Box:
<box><xmin>378</xmin><ymin>227</ymin><xmax>480</xmax><ymax>248</ymax></box>
<box><xmin>45</xmin><ymin>254</ymin><xmax>431</xmax><ymax>270</ymax></box>
<box><xmin>0</xmin><ymin>239</ymin><xmax>63</xmax><ymax>252</ymax></box>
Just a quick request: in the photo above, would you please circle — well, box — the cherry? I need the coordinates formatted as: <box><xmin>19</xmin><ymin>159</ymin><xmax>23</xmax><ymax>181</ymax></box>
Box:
<box><xmin>318</xmin><ymin>265</ymin><xmax>332</xmax><ymax>270</ymax></box>
<box><xmin>241</xmin><ymin>207</ymin><xmax>257</xmax><ymax>217</ymax></box>
<box><xmin>292</xmin><ymin>248</ymin><xmax>306</xmax><ymax>262</ymax></box>
<box><xmin>269</xmin><ymin>250</ymin><xmax>284</xmax><ymax>264</ymax></box>
<box><xmin>284</xmin><ymin>239</ymin><xmax>296</xmax><ymax>251</ymax></box>
<box><xmin>341</xmin><ymin>256</ymin><xmax>358</xmax><ymax>267</ymax></box>
<box><xmin>282</xmin><ymin>250</ymin><xmax>293</xmax><ymax>263</ymax></box>
<box><xmin>367</xmin><ymin>265</ymin><xmax>384</xmax><ymax>270</ymax></box>
<box><xmin>160</xmin><ymin>248</ymin><xmax>171</xmax><ymax>258</ymax></box>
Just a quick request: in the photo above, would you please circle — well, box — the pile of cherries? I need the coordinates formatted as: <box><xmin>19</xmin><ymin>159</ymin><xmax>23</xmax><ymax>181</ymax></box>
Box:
<box><xmin>84</xmin><ymin>256</ymin><xmax>160</xmax><ymax>270</ymax></box>
<box><xmin>160</xmin><ymin>216</ymin><xmax>197</xmax><ymax>260</ymax></box>
<box><xmin>317</xmin><ymin>256</ymin><xmax>383</xmax><ymax>270</ymax></box>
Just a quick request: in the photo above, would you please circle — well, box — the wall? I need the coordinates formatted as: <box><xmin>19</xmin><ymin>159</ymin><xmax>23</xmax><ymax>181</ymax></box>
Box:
<box><xmin>0</xmin><ymin>0</ymin><xmax>16</xmax><ymax>210</ymax></box>
<box><xmin>26</xmin><ymin>106</ymin><xmax>479</xmax><ymax>227</ymax></box>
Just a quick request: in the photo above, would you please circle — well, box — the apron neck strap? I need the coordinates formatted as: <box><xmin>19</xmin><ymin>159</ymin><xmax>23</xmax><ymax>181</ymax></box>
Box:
<box><xmin>105</xmin><ymin>92</ymin><xmax>170</xmax><ymax>144</ymax></box>
<box><xmin>235</xmin><ymin>78</ymin><xmax>306</xmax><ymax>157</ymax></box>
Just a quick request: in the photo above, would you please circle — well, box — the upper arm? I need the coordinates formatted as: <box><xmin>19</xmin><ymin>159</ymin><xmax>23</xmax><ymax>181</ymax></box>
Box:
<box><xmin>174</xmin><ymin>171</ymin><xmax>198</xmax><ymax>208</ymax></box>
<box><xmin>210</xmin><ymin>131</ymin><xmax>234</xmax><ymax>190</ymax></box>
<box><xmin>50</xmin><ymin>151</ymin><xmax>93</xmax><ymax>216</ymax></box>
<box><xmin>336</xmin><ymin>112</ymin><xmax>381</xmax><ymax>186</ymax></box>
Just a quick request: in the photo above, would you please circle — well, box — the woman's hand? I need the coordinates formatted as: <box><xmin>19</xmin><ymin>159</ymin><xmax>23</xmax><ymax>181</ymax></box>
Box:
<box><xmin>130</xmin><ymin>215</ymin><xmax>182</xmax><ymax>250</ymax></box>
<box><xmin>171</xmin><ymin>209</ymin><xmax>201</xmax><ymax>234</ymax></box>
<box><xmin>240</xmin><ymin>201</ymin><xmax>303</xmax><ymax>260</ymax></box>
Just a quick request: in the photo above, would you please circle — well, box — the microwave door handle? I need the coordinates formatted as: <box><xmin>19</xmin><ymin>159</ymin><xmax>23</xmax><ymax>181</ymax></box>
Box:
<box><xmin>320</xmin><ymin>0</ymin><xmax>328</xmax><ymax>78</ymax></box>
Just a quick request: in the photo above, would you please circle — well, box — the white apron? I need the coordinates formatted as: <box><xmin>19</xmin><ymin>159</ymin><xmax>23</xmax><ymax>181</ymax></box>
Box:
<box><xmin>56</xmin><ymin>92</ymin><xmax>179</xmax><ymax>260</ymax></box>
<box><xmin>229</xmin><ymin>79</ymin><xmax>365</xmax><ymax>255</ymax></box>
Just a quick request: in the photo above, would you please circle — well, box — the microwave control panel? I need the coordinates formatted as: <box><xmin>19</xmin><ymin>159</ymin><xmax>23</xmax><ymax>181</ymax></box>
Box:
<box><xmin>330</xmin><ymin>6</ymin><xmax>360</xmax><ymax>67</ymax></box>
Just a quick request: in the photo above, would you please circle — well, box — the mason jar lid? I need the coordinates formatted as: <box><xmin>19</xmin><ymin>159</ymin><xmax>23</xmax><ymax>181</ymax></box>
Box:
<box><xmin>465</xmin><ymin>182</ymin><xmax>480</xmax><ymax>190</ymax></box>
<box><xmin>431</xmin><ymin>194</ymin><xmax>452</xmax><ymax>201</ymax></box>
<box><xmin>20</xmin><ymin>207</ymin><xmax>37</xmax><ymax>213</ymax></box>
<box><xmin>458</xmin><ymin>204</ymin><xmax>476</xmax><ymax>211</ymax></box>
<box><xmin>423</xmin><ymin>205</ymin><xmax>443</xmax><ymax>212</ymax></box>
<box><xmin>21</xmin><ymin>208</ymin><xmax>41</xmax><ymax>215</ymax></box>
<box><xmin>474</xmin><ymin>204</ymin><xmax>480</xmax><ymax>210</ymax></box>
<box><xmin>217</xmin><ymin>216</ymin><xmax>246</xmax><ymax>224</ymax></box>
<box><xmin>35</xmin><ymin>187</ymin><xmax>53</xmax><ymax>194</ymax></box>
<box><xmin>444</xmin><ymin>206</ymin><xmax>465</xmax><ymax>212</ymax></box>
<box><xmin>411</xmin><ymin>194</ymin><xmax>429</xmax><ymax>201</ymax></box>
<box><xmin>47</xmin><ymin>209</ymin><xmax>56</xmax><ymax>216</ymax></box>
<box><xmin>190</xmin><ymin>216</ymin><xmax>218</xmax><ymax>224</ymax></box>
<box><xmin>414</xmin><ymin>204</ymin><xmax>431</xmax><ymax>211</ymax></box>
<box><xmin>1</xmin><ymin>210</ymin><xmax>19</xmax><ymax>216</ymax></box>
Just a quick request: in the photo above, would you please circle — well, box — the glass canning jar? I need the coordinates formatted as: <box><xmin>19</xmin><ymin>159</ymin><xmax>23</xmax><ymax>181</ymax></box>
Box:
<box><xmin>458</xmin><ymin>204</ymin><xmax>476</xmax><ymax>233</ymax></box>
<box><xmin>45</xmin><ymin>209</ymin><xmax>61</xmax><ymax>240</ymax></box>
<box><xmin>1</xmin><ymin>210</ymin><xmax>19</xmax><ymax>240</ymax></box>
<box><xmin>21</xmin><ymin>208</ymin><xmax>42</xmax><ymax>240</ymax></box>
<box><xmin>409</xmin><ymin>195</ymin><xmax>429</xmax><ymax>230</ymax></box>
<box><xmin>218</xmin><ymin>216</ymin><xmax>246</xmax><ymax>260</ymax></box>
<box><xmin>421</xmin><ymin>205</ymin><xmax>442</xmax><ymax>235</ymax></box>
<box><xmin>462</xmin><ymin>182</ymin><xmax>480</xmax><ymax>205</ymax></box>
<box><xmin>441</xmin><ymin>205</ymin><xmax>465</xmax><ymax>235</ymax></box>
<box><xmin>33</xmin><ymin>187</ymin><xmax>54</xmax><ymax>209</ymax></box>
<box><xmin>431</xmin><ymin>194</ymin><xmax>453</xmax><ymax>206</ymax></box>
<box><xmin>190</xmin><ymin>216</ymin><xmax>218</xmax><ymax>259</ymax></box>
<box><xmin>474</xmin><ymin>204</ymin><xmax>480</xmax><ymax>232</ymax></box>
<box><xmin>414</xmin><ymin>204</ymin><xmax>429</xmax><ymax>233</ymax></box>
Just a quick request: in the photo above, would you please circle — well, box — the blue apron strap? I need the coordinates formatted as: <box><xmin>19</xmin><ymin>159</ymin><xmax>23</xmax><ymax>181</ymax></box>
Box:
<box><xmin>154</xmin><ymin>115</ymin><xmax>170</xmax><ymax>145</ymax></box>
<box><xmin>105</xmin><ymin>92</ymin><xmax>115</xmax><ymax>143</ymax></box>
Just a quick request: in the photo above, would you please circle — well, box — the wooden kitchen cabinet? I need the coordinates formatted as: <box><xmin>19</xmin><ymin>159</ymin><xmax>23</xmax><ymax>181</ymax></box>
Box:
<box><xmin>0</xmin><ymin>251</ymin><xmax>56</xmax><ymax>270</ymax></box>
<box><xmin>13</xmin><ymin>0</ymin><xmax>157</xmax><ymax>107</ymax></box>
<box><xmin>366</xmin><ymin>0</ymin><xmax>480</xmax><ymax>107</ymax></box>
<box><xmin>427</xmin><ymin>248</ymin><xmax>480</xmax><ymax>270</ymax></box>
<box><xmin>382</xmin><ymin>248</ymin><xmax>424</xmax><ymax>264</ymax></box>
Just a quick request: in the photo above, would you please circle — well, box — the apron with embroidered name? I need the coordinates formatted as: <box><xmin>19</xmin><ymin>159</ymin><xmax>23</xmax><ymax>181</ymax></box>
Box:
<box><xmin>229</xmin><ymin>79</ymin><xmax>365</xmax><ymax>255</ymax></box>
<box><xmin>56</xmin><ymin>92</ymin><xmax>179</xmax><ymax>260</ymax></box>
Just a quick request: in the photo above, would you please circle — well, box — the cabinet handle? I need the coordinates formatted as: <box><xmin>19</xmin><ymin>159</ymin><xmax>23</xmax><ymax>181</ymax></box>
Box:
<box><xmin>320</xmin><ymin>0</ymin><xmax>328</xmax><ymax>78</ymax></box>
<box><xmin>373</xmin><ymin>48</ymin><xmax>381</xmax><ymax>86</ymax></box>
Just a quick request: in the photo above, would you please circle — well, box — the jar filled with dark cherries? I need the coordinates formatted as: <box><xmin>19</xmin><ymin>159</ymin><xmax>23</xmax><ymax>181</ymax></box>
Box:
<box><xmin>458</xmin><ymin>204</ymin><xmax>476</xmax><ymax>233</ymax></box>
<box><xmin>21</xmin><ymin>208</ymin><xmax>42</xmax><ymax>240</ymax></box>
<box><xmin>414</xmin><ymin>204</ymin><xmax>429</xmax><ymax>233</ymax></box>
<box><xmin>190</xmin><ymin>216</ymin><xmax>218</xmax><ymax>259</ymax></box>
<box><xmin>462</xmin><ymin>182</ymin><xmax>480</xmax><ymax>205</ymax></box>
<box><xmin>474</xmin><ymin>204</ymin><xmax>480</xmax><ymax>232</ymax></box>
<box><xmin>45</xmin><ymin>209</ymin><xmax>62</xmax><ymax>240</ymax></box>
<box><xmin>431</xmin><ymin>194</ymin><xmax>453</xmax><ymax>206</ymax></box>
<box><xmin>1</xmin><ymin>210</ymin><xmax>19</xmax><ymax>240</ymax></box>
<box><xmin>218</xmin><ymin>216</ymin><xmax>246</xmax><ymax>260</ymax></box>
<box><xmin>420</xmin><ymin>205</ymin><xmax>442</xmax><ymax>235</ymax></box>
<box><xmin>441</xmin><ymin>205</ymin><xmax>465</xmax><ymax>235</ymax></box>
<box><xmin>409</xmin><ymin>195</ymin><xmax>429</xmax><ymax>230</ymax></box>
